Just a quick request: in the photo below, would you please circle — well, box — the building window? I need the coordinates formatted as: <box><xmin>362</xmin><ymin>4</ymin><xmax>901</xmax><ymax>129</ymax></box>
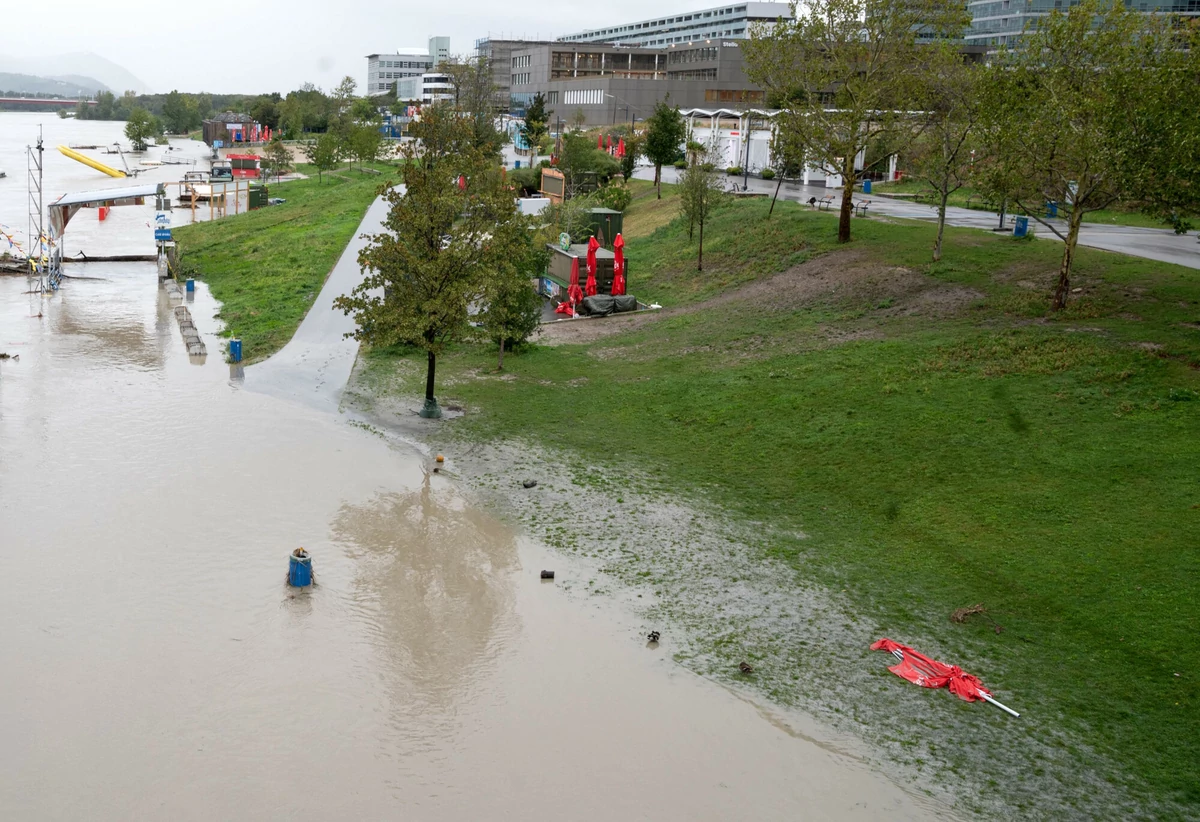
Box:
<box><xmin>547</xmin><ymin>91</ymin><xmax>559</xmax><ymax>104</ymax></box>
<box><xmin>563</xmin><ymin>89</ymin><xmax>604</xmax><ymax>105</ymax></box>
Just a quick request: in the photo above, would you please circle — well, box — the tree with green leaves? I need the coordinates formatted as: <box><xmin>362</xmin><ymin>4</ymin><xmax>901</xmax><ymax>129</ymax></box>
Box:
<box><xmin>980</xmin><ymin>0</ymin><xmax>1200</xmax><ymax>309</ymax></box>
<box><xmin>124</xmin><ymin>107</ymin><xmax>162</xmax><ymax>151</ymax></box>
<box><xmin>263</xmin><ymin>136</ymin><xmax>292</xmax><ymax>182</ymax></box>
<box><xmin>745</xmin><ymin>0</ymin><xmax>965</xmax><ymax>243</ymax></box>
<box><xmin>333</xmin><ymin>103</ymin><xmax>532</xmax><ymax>418</ymax></box>
<box><xmin>477</xmin><ymin>230</ymin><xmax>548</xmax><ymax>369</ymax></box>
<box><xmin>644</xmin><ymin>96</ymin><xmax>686</xmax><ymax>199</ymax></box>
<box><xmin>620</xmin><ymin>131</ymin><xmax>643</xmax><ymax>182</ymax></box>
<box><xmin>350</xmin><ymin>122</ymin><xmax>383</xmax><ymax>168</ymax></box>
<box><xmin>161</xmin><ymin>90</ymin><xmax>199</xmax><ymax>134</ymax></box>
<box><xmin>303</xmin><ymin>132</ymin><xmax>339</xmax><ymax>182</ymax></box>
<box><xmin>524</xmin><ymin>92</ymin><xmax>549</xmax><ymax>160</ymax></box>
<box><xmin>678</xmin><ymin>143</ymin><xmax>726</xmax><ymax>270</ymax></box>
<box><xmin>442</xmin><ymin>56</ymin><xmax>507</xmax><ymax>157</ymax></box>
<box><xmin>908</xmin><ymin>41</ymin><xmax>981</xmax><ymax>262</ymax></box>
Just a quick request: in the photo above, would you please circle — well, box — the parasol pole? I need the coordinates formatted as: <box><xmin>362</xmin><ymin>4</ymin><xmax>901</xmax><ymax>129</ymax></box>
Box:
<box><xmin>891</xmin><ymin>649</ymin><xmax>1020</xmax><ymax>718</ymax></box>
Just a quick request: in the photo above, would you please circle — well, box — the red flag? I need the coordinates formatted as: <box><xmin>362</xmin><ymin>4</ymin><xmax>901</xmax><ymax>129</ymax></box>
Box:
<box><xmin>585</xmin><ymin>236</ymin><xmax>599</xmax><ymax>296</ymax></box>
<box><xmin>611</xmin><ymin>233</ymin><xmax>626</xmax><ymax>295</ymax></box>
<box><xmin>568</xmin><ymin>255</ymin><xmax>584</xmax><ymax>308</ymax></box>
<box><xmin>616</xmin><ymin>137</ymin><xmax>626</xmax><ymax>158</ymax></box>
<box><xmin>871</xmin><ymin>639</ymin><xmax>991</xmax><ymax>703</ymax></box>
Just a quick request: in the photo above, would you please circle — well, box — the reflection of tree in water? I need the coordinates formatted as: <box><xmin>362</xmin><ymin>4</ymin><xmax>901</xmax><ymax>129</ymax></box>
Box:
<box><xmin>332</xmin><ymin>475</ymin><xmax>519</xmax><ymax>735</ymax></box>
<box><xmin>47</xmin><ymin>285</ymin><xmax>170</xmax><ymax>371</ymax></box>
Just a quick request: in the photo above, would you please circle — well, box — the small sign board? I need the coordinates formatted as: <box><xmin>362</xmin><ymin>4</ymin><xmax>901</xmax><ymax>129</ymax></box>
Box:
<box><xmin>154</xmin><ymin>228</ymin><xmax>172</xmax><ymax>241</ymax></box>
<box><xmin>155</xmin><ymin>212</ymin><xmax>171</xmax><ymax>226</ymax></box>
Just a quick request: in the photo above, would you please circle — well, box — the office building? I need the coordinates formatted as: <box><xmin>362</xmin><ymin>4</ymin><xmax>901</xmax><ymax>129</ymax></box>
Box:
<box><xmin>506</xmin><ymin>39</ymin><xmax>761</xmax><ymax>125</ymax></box>
<box><xmin>476</xmin><ymin>38</ymin><xmax>557</xmax><ymax>112</ymax></box>
<box><xmin>366</xmin><ymin>37</ymin><xmax>450</xmax><ymax>96</ymax></box>
<box><xmin>964</xmin><ymin>0</ymin><xmax>1200</xmax><ymax>50</ymax></box>
<box><xmin>557</xmin><ymin>2</ymin><xmax>790</xmax><ymax>47</ymax></box>
<box><xmin>395</xmin><ymin>72</ymin><xmax>455</xmax><ymax>105</ymax></box>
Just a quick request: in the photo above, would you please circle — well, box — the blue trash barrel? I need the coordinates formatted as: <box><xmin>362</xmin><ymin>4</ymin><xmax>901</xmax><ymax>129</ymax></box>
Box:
<box><xmin>862</xmin><ymin>179</ymin><xmax>872</xmax><ymax>194</ymax></box>
<box><xmin>229</xmin><ymin>338</ymin><xmax>242</xmax><ymax>362</ymax></box>
<box><xmin>185</xmin><ymin>278</ymin><xmax>195</xmax><ymax>293</ymax></box>
<box><xmin>1013</xmin><ymin>216</ymin><xmax>1029</xmax><ymax>238</ymax></box>
<box><xmin>288</xmin><ymin>550</ymin><xmax>313</xmax><ymax>587</ymax></box>
<box><xmin>1045</xmin><ymin>202</ymin><xmax>1057</xmax><ymax>218</ymax></box>
<box><xmin>514</xmin><ymin>160</ymin><xmax>521</xmax><ymax>169</ymax></box>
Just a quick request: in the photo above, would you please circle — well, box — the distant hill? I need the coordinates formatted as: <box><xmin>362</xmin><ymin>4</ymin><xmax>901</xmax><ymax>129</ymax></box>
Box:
<box><xmin>0</xmin><ymin>52</ymin><xmax>150</xmax><ymax>95</ymax></box>
<box><xmin>0</xmin><ymin>71</ymin><xmax>106</xmax><ymax>97</ymax></box>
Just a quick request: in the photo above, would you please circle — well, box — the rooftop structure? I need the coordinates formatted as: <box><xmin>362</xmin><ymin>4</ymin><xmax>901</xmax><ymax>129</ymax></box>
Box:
<box><xmin>366</xmin><ymin>39</ymin><xmax>449</xmax><ymax>96</ymax></box>
<box><xmin>557</xmin><ymin>2</ymin><xmax>790</xmax><ymax>47</ymax></box>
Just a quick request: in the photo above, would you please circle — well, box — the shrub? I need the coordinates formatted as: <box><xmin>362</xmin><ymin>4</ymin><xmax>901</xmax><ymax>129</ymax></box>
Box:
<box><xmin>701</xmin><ymin>162</ymin><xmax>716</xmax><ymax>172</ymax></box>
<box><xmin>674</xmin><ymin>159</ymin><xmax>688</xmax><ymax>169</ymax></box>
<box><xmin>726</xmin><ymin>166</ymin><xmax>743</xmax><ymax>175</ymax></box>
<box><xmin>760</xmin><ymin>168</ymin><xmax>776</xmax><ymax>180</ymax></box>
<box><xmin>593</xmin><ymin>183</ymin><xmax>633</xmax><ymax>212</ymax></box>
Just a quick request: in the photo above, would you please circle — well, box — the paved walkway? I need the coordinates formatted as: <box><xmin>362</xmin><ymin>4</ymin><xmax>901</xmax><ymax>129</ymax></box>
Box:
<box><xmin>633</xmin><ymin>167</ymin><xmax>1200</xmax><ymax>271</ymax></box>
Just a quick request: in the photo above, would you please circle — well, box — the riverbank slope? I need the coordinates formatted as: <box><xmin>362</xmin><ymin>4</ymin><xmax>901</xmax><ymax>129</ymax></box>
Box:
<box><xmin>347</xmin><ymin>181</ymin><xmax>1200</xmax><ymax>820</ymax></box>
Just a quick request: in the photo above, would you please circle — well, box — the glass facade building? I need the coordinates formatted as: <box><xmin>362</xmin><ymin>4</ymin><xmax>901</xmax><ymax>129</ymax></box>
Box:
<box><xmin>965</xmin><ymin>0</ymin><xmax>1200</xmax><ymax>49</ymax></box>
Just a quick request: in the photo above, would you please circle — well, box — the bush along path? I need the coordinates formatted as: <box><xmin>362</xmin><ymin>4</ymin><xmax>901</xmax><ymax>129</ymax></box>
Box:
<box><xmin>347</xmin><ymin>182</ymin><xmax>1200</xmax><ymax>820</ymax></box>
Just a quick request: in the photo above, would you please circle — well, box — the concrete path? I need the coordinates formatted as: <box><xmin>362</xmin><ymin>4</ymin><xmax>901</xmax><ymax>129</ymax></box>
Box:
<box><xmin>632</xmin><ymin>166</ymin><xmax>1200</xmax><ymax>270</ymax></box>
<box><xmin>245</xmin><ymin>194</ymin><xmax>391</xmax><ymax>412</ymax></box>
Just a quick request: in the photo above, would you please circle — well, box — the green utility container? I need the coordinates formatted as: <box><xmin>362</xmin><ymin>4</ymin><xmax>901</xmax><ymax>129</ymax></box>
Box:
<box><xmin>583</xmin><ymin>208</ymin><xmax>623</xmax><ymax>248</ymax></box>
<box><xmin>248</xmin><ymin>184</ymin><xmax>268</xmax><ymax>210</ymax></box>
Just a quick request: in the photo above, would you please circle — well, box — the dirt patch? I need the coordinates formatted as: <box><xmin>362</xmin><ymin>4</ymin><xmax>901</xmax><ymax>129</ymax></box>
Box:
<box><xmin>539</xmin><ymin>248</ymin><xmax>982</xmax><ymax>346</ymax></box>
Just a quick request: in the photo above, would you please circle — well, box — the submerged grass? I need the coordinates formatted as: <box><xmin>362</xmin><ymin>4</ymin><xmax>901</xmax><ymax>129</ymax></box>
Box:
<box><xmin>172</xmin><ymin>162</ymin><xmax>392</xmax><ymax>361</ymax></box>
<box><xmin>358</xmin><ymin>179</ymin><xmax>1200</xmax><ymax>816</ymax></box>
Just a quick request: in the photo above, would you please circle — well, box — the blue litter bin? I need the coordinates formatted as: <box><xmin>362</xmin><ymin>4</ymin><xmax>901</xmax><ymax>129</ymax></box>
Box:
<box><xmin>185</xmin><ymin>278</ymin><xmax>195</xmax><ymax>293</ymax></box>
<box><xmin>514</xmin><ymin>160</ymin><xmax>521</xmax><ymax>169</ymax></box>
<box><xmin>862</xmin><ymin>179</ymin><xmax>872</xmax><ymax>194</ymax></box>
<box><xmin>288</xmin><ymin>549</ymin><xmax>312</xmax><ymax>587</ymax></box>
<box><xmin>1045</xmin><ymin>202</ymin><xmax>1057</xmax><ymax>218</ymax></box>
<box><xmin>1013</xmin><ymin>216</ymin><xmax>1029</xmax><ymax>238</ymax></box>
<box><xmin>229</xmin><ymin>338</ymin><xmax>242</xmax><ymax>362</ymax></box>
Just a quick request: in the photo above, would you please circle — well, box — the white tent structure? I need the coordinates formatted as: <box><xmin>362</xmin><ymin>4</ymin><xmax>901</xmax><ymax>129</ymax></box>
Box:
<box><xmin>679</xmin><ymin>108</ymin><xmax>898</xmax><ymax>188</ymax></box>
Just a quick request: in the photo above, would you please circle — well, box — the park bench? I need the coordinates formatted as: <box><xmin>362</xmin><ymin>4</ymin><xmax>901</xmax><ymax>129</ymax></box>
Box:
<box><xmin>810</xmin><ymin>195</ymin><xmax>836</xmax><ymax>210</ymax></box>
<box><xmin>853</xmin><ymin>199</ymin><xmax>871</xmax><ymax>217</ymax></box>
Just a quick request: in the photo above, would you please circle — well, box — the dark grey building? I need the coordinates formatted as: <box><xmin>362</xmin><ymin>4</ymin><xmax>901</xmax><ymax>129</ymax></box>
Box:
<box><xmin>507</xmin><ymin>40</ymin><xmax>762</xmax><ymax>126</ymax></box>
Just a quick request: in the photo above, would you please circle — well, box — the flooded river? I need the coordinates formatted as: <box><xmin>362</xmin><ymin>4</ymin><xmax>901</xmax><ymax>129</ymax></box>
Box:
<box><xmin>0</xmin><ymin>113</ymin><xmax>950</xmax><ymax>819</ymax></box>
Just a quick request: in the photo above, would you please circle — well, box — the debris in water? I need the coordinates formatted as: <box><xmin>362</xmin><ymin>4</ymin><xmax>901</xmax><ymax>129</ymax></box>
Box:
<box><xmin>523</xmin><ymin>479</ymin><xmax>538</xmax><ymax>489</ymax></box>
<box><xmin>647</xmin><ymin>630</ymin><xmax>661</xmax><ymax>643</ymax></box>
<box><xmin>0</xmin><ymin>352</ymin><xmax>16</xmax><ymax>360</ymax></box>
<box><xmin>435</xmin><ymin>454</ymin><xmax>445</xmax><ymax>463</ymax></box>
<box><xmin>871</xmin><ymin>638</ymin><xmax>1020</xmax><ymax>718</ymax></box>
<box><xmin>739</xmin><ymin>661</ymin><xmax>755</xmax><ymax>674</ymax></box>
<box><xmin>540</xmin><ymin>570</ymin><xmax>555</xmax><ymax>580</ymax></box>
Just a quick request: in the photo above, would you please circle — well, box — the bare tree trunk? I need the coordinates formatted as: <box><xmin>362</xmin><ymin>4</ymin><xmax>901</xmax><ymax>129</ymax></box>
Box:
<box><xmin>425</xmin><ymin>349</ymin><xmax>436</xmax><ymax>402</ymax></box>
<box><xmin>838</xmin><ymin>167</ymin><xmax>855</xmax><ymax>243</ymax></box>
<box><xmin>768</xmin><ymin>175</ymin><xmax>783</xmax><ymax>218</ymax></box>
<box><xmin>933</xmin><ymin>190</ymin><xmax>949</xmax><ymax>262</ymax></box>
<box><xmin>1052</xmin><ymin>211</ymin><xmax>1083</xmax><ymax>311</ymax></box>
<box><xmin>497</xmin><ymin>337</ymin><xmax>505</xmax><ymax>370</ymax></box>
<box><xmin>698</xmin><ymin>217</ymin><xmax>704</xmax><ymax>271</ymax></box>
<box><xmin>655</xmin><ymin>163</ymin><xmax>662</xmax><ymax>199</ymax></box>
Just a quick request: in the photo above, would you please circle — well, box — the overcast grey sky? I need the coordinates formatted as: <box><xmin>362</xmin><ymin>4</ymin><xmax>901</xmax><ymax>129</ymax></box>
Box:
<box><xmin>5</xmin><ymin>0</ymin><xmax>779</xmax><ymax>94</ymax></box>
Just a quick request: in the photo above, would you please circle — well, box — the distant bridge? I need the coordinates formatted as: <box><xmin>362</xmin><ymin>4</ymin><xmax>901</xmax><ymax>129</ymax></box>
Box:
<box><xmin>0</xmin><ymin>97</ymin><xmax>97</xmax><ymax>106</ymax></box>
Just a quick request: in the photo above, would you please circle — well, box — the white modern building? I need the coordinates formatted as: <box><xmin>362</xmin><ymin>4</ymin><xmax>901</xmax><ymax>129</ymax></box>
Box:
<box><xmin>366</xmin><ymin>37</ymin><xmax>451</xmax><ymax>96</ymax></box>
<box><xmin>557</xmin><ymin>2</ymin><xmax>790</xmax><ymax>47</ymax></box>
<box><xmin>395</xmin><ymin>73</ymin><xmax>454</xmax><ymax>105</ymax></box>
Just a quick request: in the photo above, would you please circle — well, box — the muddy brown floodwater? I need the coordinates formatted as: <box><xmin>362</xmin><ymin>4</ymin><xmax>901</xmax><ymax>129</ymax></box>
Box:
<box><xmin>0</xmin><ymin>135</ymin><xmax>956</xmax><ymax>818</ymax></box>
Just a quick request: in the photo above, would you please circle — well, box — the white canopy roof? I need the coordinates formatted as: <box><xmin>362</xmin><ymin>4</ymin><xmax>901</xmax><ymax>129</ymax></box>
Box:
<box><xmin>49</xmin><ymin>183</ymin><xmax>164</xmax><ymax>238</ymax></box>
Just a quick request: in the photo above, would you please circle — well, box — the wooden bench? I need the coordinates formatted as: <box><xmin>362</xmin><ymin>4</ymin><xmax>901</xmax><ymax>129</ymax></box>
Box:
<box><xmin>853</xmin><ymin>199</ymin><xmax>871</xmax><ymax>217</ymax></box>
<box><xmin>808</xmin><ymin>195</ymin><xmax>836</xmax><ymax>210</ymax></box>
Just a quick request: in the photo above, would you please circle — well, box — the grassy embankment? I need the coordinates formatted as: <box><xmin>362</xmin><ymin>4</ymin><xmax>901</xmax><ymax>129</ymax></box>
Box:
<box><xmin>172</xmin><ymin>162</ymin><xmax>392</xmax><ymax>361</ymax></box>
<box><xmin>357</xmin><ymin>180</ymin><xmax>1199</xmax><ymax>813</ymax></box>
<box><xmin>871</xmin><ymin>178</ymin><xmax>1179</xmax><ymax>229</ymax></box>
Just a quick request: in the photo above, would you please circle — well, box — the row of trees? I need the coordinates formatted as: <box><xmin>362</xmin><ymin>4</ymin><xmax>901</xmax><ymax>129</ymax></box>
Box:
<box><xmin>744</xmin><ymin>0</ymin><xmax>1200</xmax><ymax>309</ymax></box>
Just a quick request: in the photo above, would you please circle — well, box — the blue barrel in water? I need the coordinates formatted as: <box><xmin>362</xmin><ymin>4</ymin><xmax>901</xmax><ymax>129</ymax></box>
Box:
<box><xmin>1013</xmin><ymin>216</ymin><xmax>1029</xmax><ymax>238</ymax></box>
<box><xmin>229</xmin><ymin>338</ymin><xmax>242</xmax><ymax>362</ymax></box>
<box><xmin>185</xmin><ymin>278</ymin><xmax>195</xmax><ymax>293</ymax></box>
<box><xmin>288</xmin><ymin>550</ymin><xmax>313</xmax><ymax>587</ymax></box>
<box><xmin>862</xmin><ymin>179</ymin><xmax>872</xmax><ymax>194</ymax></box>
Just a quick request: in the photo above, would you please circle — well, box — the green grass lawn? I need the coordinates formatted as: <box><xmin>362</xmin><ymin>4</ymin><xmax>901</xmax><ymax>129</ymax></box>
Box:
<box><xmin>172</xmin><ymin>162</ymin><xmax>393</xmax><ymax>361</ymax></box>
<box><xmin>871</xmin><ymin>179</ymin><xmax>1179</xmax><ymax>230</ymax></box>
<box><xmin>360</xmin><ymin>180</ymin><xmax>1200</xmax><ymax>813</ymax></box>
